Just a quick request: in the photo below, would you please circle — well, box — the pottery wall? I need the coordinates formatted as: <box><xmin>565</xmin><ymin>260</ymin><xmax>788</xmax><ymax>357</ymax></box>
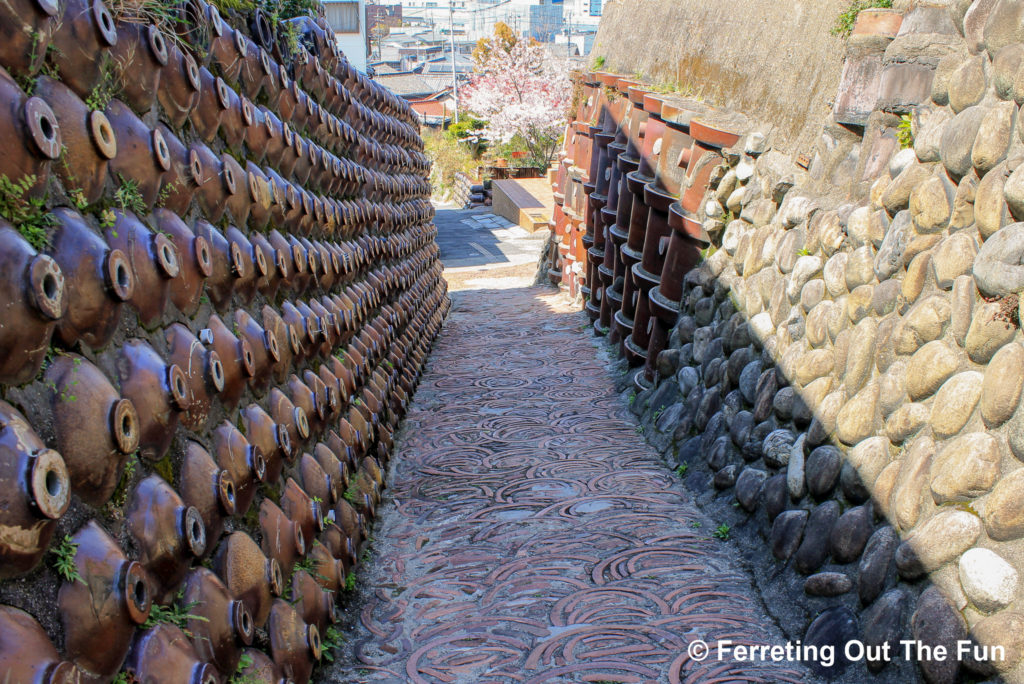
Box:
<box><xmin>0</xmin><ymin>0</ymin><xmax>448</xmax><ymax>681</ymax></box>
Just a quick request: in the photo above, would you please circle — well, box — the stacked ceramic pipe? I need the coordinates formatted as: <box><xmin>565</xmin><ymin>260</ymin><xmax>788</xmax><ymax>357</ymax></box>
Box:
<box><xmin>0</xmin><ymin>0</ymin><xmax>449</xmax><ymax>681</ymax></box>
<box><xmin>550</xmin><ymin>71</ymin><xmax>745</xmax><ymax>391</ymax></box>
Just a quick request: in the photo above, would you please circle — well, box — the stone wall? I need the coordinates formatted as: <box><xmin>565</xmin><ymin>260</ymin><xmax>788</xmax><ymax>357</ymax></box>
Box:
<box><xmin>0</xmin><ymin>0</ymin><xmax>447</xmax><ymax>680</ymax></box>
<box><xmin>551</xmin><ymin>1</ymin><xmax>1024</xmax><ymax>682</ymax></box>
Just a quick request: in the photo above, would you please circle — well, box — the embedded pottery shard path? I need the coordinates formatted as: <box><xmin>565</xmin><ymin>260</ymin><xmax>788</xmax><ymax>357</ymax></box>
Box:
<box><xmin>328</xmin><ymin>285</ymin><xmax>809</xmax><ymax>683</ymax></box>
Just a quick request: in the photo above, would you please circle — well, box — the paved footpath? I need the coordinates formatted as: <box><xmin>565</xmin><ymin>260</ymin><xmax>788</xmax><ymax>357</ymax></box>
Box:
<box><xmin>324</xmin><ymin>275</ymin><xmax>811</xmax><ymax>683</ymax></box>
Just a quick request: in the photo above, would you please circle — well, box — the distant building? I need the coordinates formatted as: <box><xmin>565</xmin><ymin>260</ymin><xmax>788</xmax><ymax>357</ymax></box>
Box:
<box><xmin>324</xmin><ymin>0</ymin><xmax>368</xmax><ymax>72</ymax></box>
<box><xmin>367</xmin><ymin>2</ymin><xmax>403</xmax><ymax>30</ymax></box>
<box><xmin>527</xmin><ymin>0</ymin><xmax>563</xmax><ymax>42</ymax></box>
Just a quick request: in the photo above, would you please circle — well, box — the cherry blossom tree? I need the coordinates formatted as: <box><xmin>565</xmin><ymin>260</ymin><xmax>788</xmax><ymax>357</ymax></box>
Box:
<box><xmin>461</xmin><ymin>36</ymin><xmax>570</xmax><ymax>170</ymax></box>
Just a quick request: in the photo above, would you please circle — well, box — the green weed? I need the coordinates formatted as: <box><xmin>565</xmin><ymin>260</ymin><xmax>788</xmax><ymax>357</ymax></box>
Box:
<box><xmin>897</xmin><ymin>114</ymin><xmax>914</xmax><ymax>149</ymax></box>
<box><xmin>713</xmin><ymin>524</ymin><xmax>731</xmax><ymax>541</ymax></box>
<box><xmin>143</xmin><ymin>590</ymin><xmax>209</xmax><ymax>637</ymax></box>
<box><xmin>676</xmin><ymin>463</ymin><xmax>688</xmax><ymax>476</ymax></box>
<box><xmin>831</xmin><ymin>0</ymin><xmax>893</xmax><ymax>38</ymax></box>
<box><xmin>50</xmin><ymin>535</ymin><xmax>85</xmax><ymax>584</ymax></box>
<box><xmin>0</xmin><ymin>174</ymin><xmax>55</xmax><ymax>251</ymax></box>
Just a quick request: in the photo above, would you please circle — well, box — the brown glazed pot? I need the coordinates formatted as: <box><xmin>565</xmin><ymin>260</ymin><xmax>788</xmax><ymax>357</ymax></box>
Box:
<box><xmin>259</xmin><ymin>499</ymin><xmax>305</xmax><ymax>578</ymax></box>
<box><xmin>59</xmin><ymin>520</ymin><xmax>151</xmax><ymax>679</ymax></box>
<box><xmin>269</xmin><ymin>388</ymin><xmax>311</xmax><ymax>455</ymax></box>
<box><xmin>225</xmin><ymin>225</ymin><xmax>263</xmax><ymax>303</ymax></box>
<box><xmin>263</xmin><ymin>305</ymin><xmax>298</xmax><ymax>384</ymax></box>
<box><xmin>155</xmin><ymin>123</ymin><xmax>202</xmax><ymax>215</ymax></box>
<box><xmin>45</xmin><ymin>353</ymin><xmax>139</xmax><ymax>506</ymax></box>
<box><xmin>126</xmin><ymin>475</ymin><xmax>207</xmax><ymax>604</ymax></box>
<box><xmin>203</xmin><ymin>313</ymin><xmax>256</xmax><ymax>409</ymax></box>
<box><xmin>287</xmin><ymin>374</ymin><xmax>324</xmax><ymax>437</ymax></box>
<box><xmin>290</xmin><ymin>569</ymin><xmax>336</xmax><ymax>634</ymax></box>
<box><xmin>154</xmin><ymin>209</ymin><xmax>213</xmax><ymax>316</ymax></box>
<box><xmin>321</xmin><ymin>520</ymin><xmax>358</xmax><ymax>578</ymax></box>
<box><xmin>109</xmin><ymin>22</ymin><xmax>169</xmax><ymax>113</ymax></box>
<box><xmin>307</xmin><ymin>539</ymin><xmax>345</xmax><ymax>592</ymax></box>
<box><xmin>0</xmin><ymin>224</ymin><xmax>65</xmax><ymax>385</ymax></box>
<box><xmin>157</xmin><ymin>44</ymin><xmax>201</xmax><ymax>128</ymax></box>
<box><xmin>166</xmin><ymin>323</ymin><xmax>225</xmax><ymax>430</ymax></box>
<box><xmin>114</xmin><ymin>339</ymin><xmax>190</xmax><ymax>461</ymax></box>
<box><xmin>0</xmin><ymin>606</ymin><xmax>80</xmax><ymax>682</ymax></box>
<box><xmin>238</xmin><ymin>647</ymin><xmax>291</xmax><ymax>683</ymax></box>
<box><xmin>105</xmin><ymin>99</ymin><xmax>171</xmax><ymax>206</ymax></box>
<box><xmin>241</xmin><ymin>402</ymin><xmax>292</xmax><ymax>484</ymax></box>
<box><xmin>190</xmin><ymin>141</ymin><xmax>230</xmax><ymax>221</ymax></box>
<box><xmin>281</xmin><ymin>478</ymin><xmax>324</xmax><ymax>550</ymax></box>
<box><xmin>221</xmin><ymin>153</ymin><xmax>251</xmax><ymax>224</ymax></box>
<box><xmin>251</xmin><ymin>230</ymin><xmax>287</xmax><ymax>298</ymax></box>
<box><xmin>206</xmin><ymin>7</ymin><xmax>241</xmax><ymax>81</ymax></box>
<box><xmin>49</xmin><ymin>208</ymin><xmax>132</xmax><ymax>348</ymax></box>
<box><xmin>180</xmin><ymin>440</ymin><xmax>236</xmax><ymax>555</ymax></box>
<box><xmin>213</xmin><ymin>531</ymin><xmax>283</xmax><ymax>629</ymax></box>
<box><xmin>297</xmin><ymin>452</ymin><xmax>333</xmax><ymax>506</ymax></box>
<box><xmin>50</xmin><ymin>0</ymin><xmax>118</xmax><ymax>98</ymax></box>
<box><xmin>212</xmin><ymin>420</ymin><xmax>265</xmax><ymax>516</ymax></box>
<box><xmin>242</xmin><ymin>98</ymin><xmax>270</xmax><ymax>163</ymax></box>
<box><xmin>124</xmin><ymin>623</ymin><xmax>219</xmax><ymax>684</ymax></box>
<box><xmin>193</xmin><ymin>219</ymin><xmax>244</xmax><ymax>311</ymax></box>
<box><xmin>235</xmin><ymin>309</ymin><xmax>280</xmax><ymax>394</ymax></box>
<box><xmin>189</xmin><ymin>65</ymin><xmax>223</xmax><ymax>143</ymax></box>
<box><xmin>35</xmin><ymin>76</ymin><xmax>116</xmax><ymax>204</ymax></box>
<box><xmin>216</xmin><ymin>78</ymin><xmax>245</xmax><ymax>153</ymax></box>
<box><xmin>181</xmin><ymin>567</ymin><xmax>255</xmax><ymax>674</ymax></box>
<box><xmin>0</xmin><ymin>0</ymin><xmax>59</xmax><ymax>75</ymax></box>
<box><xmin>105</xmin><ymin>210</ymin><xmax>180</xmax><ymax>327</ymax></box>
<box><xmin>267</xmin><ymin>599</ymin><xmax>320</xmax><ymax>684</ymax></box>
<box><xmin>0</xmin><ymin>401</ymin><xmax>69</xmax><ymax>578</ymax></box>
<box><xmin>246</xmin><ymin>161</ymin><xmax>274</xmax><ymax>232</ymax></box>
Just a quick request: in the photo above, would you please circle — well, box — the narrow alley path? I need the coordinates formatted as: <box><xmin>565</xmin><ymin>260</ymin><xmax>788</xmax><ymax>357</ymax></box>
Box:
<box><xmin>327</xmin><ymin>212</ymin><xmax>809</xmax><ymax>683</ymax></box>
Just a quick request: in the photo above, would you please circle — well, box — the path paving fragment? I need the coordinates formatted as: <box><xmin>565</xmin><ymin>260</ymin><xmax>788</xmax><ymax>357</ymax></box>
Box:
<box><xmin>326</xmin><ymin>266</ymin><xmax>811</xmax><ymax>683</ymax></box>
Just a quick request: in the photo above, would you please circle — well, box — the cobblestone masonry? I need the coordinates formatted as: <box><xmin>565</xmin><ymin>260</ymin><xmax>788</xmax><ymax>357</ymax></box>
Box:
<box><xmin>327</xmin><ymin>285</ymin><xmax>810</xmax><ymax>684</ymax></box>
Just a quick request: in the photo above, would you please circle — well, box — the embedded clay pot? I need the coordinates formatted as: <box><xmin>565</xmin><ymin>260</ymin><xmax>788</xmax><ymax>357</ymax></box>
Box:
<box><xmin>125</xmin><ymin>623</ymin><xmax>220</xmax><ymax>684</ymax></box>
<box><xmin>114</xmin><ymin>339</ymin><xmax>190</xmax><ymax>461</ymax></box>
<box><xmin>45</xmin><ymin>353</ymin><xmax>138</xmax><ymax>506</ymax></box>
<box><xmin>221</xmin><ymin>153</ymin><xmax>251</xmax><ymax>224</ymax></box>
<box><xmin>105</xmin><ymin>99</ymin><xmax>171</xmax><ymax>206</ymax></box>
<box><xmin>153</xmin><ymin>209</ymin><xmax>212</xmax><ymax>316</ymax></box>
<box><xmin>50</xmin><ymin>0</ymin><xmax>118</xmax><ymax>98</ymax></box>
<box><xmin>287</xmin><ymin>374</ymin><xmax>324</xmax><ymax>437</ymax></box>
<box><xmin>241</xmin><ymin>98</ymin><xmax>269</xmax><ymax>163</ymax></box>
<box><xmin>259</xmin><ymin>499</ymin><xmax>305</xmax><ymax>578</ymax></box>
<box><xmin>212</xmin><ymin>420</ymin><xmax>265</xmax><ymax>516</ymax></box>
<box><xmin>267</xmin><ymin>599</ymin><xmax>320</xmax><ymax>684</ymax></box>
<box><xmin>188</xmin><ymin>65</ymin><xmax>223</xmax><ymax>143</ymax></box>
<box><xmin>263</xmin><ymin>305</ymin><xmax>297</xmax><ymax>385</ymax></box>
<box><xmin>290</xmin><ymin>569</ymin><xmax>336</xmax><ymax>634</ymax></box>
<box><xmin>35</xmin><ymin>76</ymin><xmax>115</xmax><ymax>204</ymax></box>
<box><xmin>281</xmin><ymin>301</ymin><xmax>317</xmax><ymax>361</ymax></box>
<box><xmin>235</xmin><ymin>31</ymin><xmax>266</xmax><ymax>100</ymax></box>
<box><xmin>190</xmin><ymin>142</ymin><xmax>230</xmax><ymax>222</ymax></box>
<box><xmin>0</xmin><ymin>401</ymin><xmax>69</xmax><ymax>578</ymax></box>
<box><xmin>0</xmin><ymin>0</ymin><xmax>59</xmax><ymax>75</ymax></box>
<box><xmin>307</xmin><ymin>540</ymin><xmax>345</xmax><ymax>592</ymax></box>
<box><xmin>0</xmin><ymin>606</ymin><xmax>80</xmax><ymax>683</ymax></box>
<box><xmin>298</xmin><ymin>452</ymin><xmax>333</xmax><ymax>506</ymax></box>
<box><xmin>155</xmin><ymin>123</ymin><xmax>202</xmax><ymax>215</ymax></box>
<box><xmin>269</xmin><ymin>388</ymin><xmax>310</xmax><ymax>455</ymax></box>
<box><xmin>269</xmin><ymin>228</ymin><xmax>306</xmax><ymax>293</ymax></box>
<box><xmin>181</xmin><ymin>567</ymin><xmax>254</xmax><ymax>674</ymax></box>
<box><xmin>49</xmin><ymin>208</ymin><xmax>131</xmax><ymax>348</ymax></box>
<box><xmin>193</xmin><ymin>219</ymin><xmax>244</xmax><ymax>311</ymax></box>
<box><xmin>251</xmin><ymin>230</ymin><xmax>286</xmax><ymax>298</ymax></box>
<box><xmin>0</xmin><ymin>224</ymin><xmax>65</xmax><ymax>385</ymax></box>
<box><xmin>59</xmin><ymin>521</ymin><xmax>151</xmax><ymax>679</ymax></box>
<box><xmin>206</xmin><ymin>8</ymin><xmax>241</xmax><ymax>82</ymax></box>
<box><xmin>109</xmin><ymin>22</ymin><xmax>169</xmax><ymax>113</ymax></box>
<box><xmin>213</xmin><ymin>532</ymin><xmax>283</xmax><ymax>629</ymax></box>
<box><xmin>105</xmin><ymin>210</ymin><xmax>180</xmax><ymax>327</ymax></box>
<box><xmin>246</xmin><ymin>161</ymin><xmax>274</xmax><ymax>231</ymax></box>
<box><xmin>126</xmin><ymin>475</ymin><xmax>207</xmax><ymax>603</ymax></box>
<box><xmin>180</xmin><ymin>440</ymin><xmax>235</xmax><ymax>554</ymax></box>
<box><xmin>234</xmin><ymin>309</ymin><xmax>280</xmax><ymax>394</ymax></box>
<box><xmin>0</xmin><ymin>68</ymin><xmax>61</xmax><ymax>193</ymax></box>
<box><xmin>157</xmin><ymin>44</ymin><xmax>201</xmax><ymax>128</ymax></box>
<box><xmin>225</xmin><ymin>225</ymin><xmax>263</xmax><ymax>303</ymax></box>
<box><xmin>281</xmin><ymin>478</ymin><xmax>324</xmax><ymax>549</ymax></box>
<box><xmin>166</xmin><ymin>323</ymin><xmax>224</xmax><ymax>430</ymax></box>
<box><xmin>241</xmin><ymin>402</ymin><xmax>292</xmax><ymax>484</ymax></box>
<box><xmin>216</xmin><ymin>77</ymin><xmax>245</xmax><ymax>153</ymax></box>
<box><xmin>259</xmin><ymin>107</ymin><xmax>289</xmax><ymax>167</ymax></box>
<box><xmin>203</xmin><ymin>313</ymin><xmax>255</xmax><ymax>409</ymax></box>
<box><xmin>238</xmin><ymin>647</ymin><xmax>291</xmax><ymax>683</ymax></box>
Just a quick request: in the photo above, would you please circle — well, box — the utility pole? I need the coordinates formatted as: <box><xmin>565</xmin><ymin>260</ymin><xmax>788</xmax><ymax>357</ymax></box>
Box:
<box><xmin>449</xmin><ymin>0</ymin><xmax>459</xmax><ymax>124</ymax></box>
